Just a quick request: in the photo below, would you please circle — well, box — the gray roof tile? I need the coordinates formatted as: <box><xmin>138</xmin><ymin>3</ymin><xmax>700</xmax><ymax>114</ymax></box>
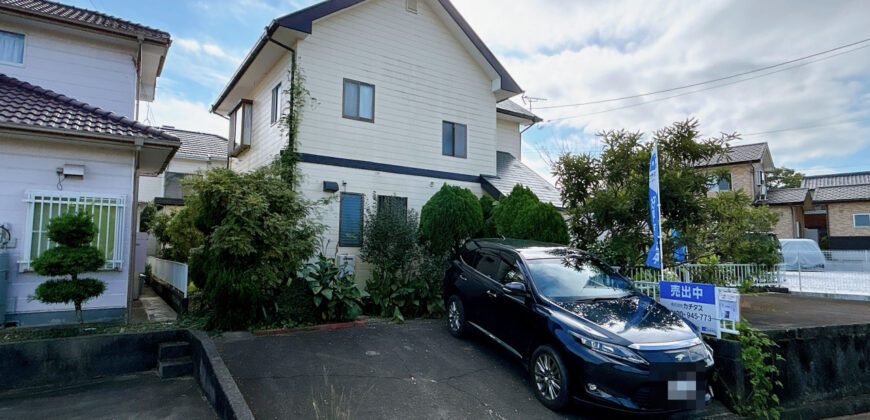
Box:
<box><xmin>764</xmin><ymin>188</ymin><xmax>809</xmax><ymax>205</ymax></box>
<box><xmin>0</xmin><ymin>0</ymin><xmax>170</xmax><ymax>41</ymax></box>
<box><xmin>482</xmin><ymin>152</ymin><xmax>562</xmax><ymax>208</ymax></box>
<box><xmin>160</xmin><ymin>127</ymin><xmax>227</xmax><ymax>160</ymax></box>
<box><xmin>813</xmin><ymin>184</ymin><xmax>870</xmax><ymax>203</ymax></box>
<box><xmin>0</xmin><ymin>74</ymin><xmax>178</xmax><ymax>143</ymax></box>
<box><xmin>496</xmin><ymin>100</ymin><xmax>542</xmax><ymax>122</ymax></box>
<box><xmin>694</xmin><ymin>142</ymin><xmax>768</xmax><ymax>167</ymax></box>
<box><xmin>802</xmin><ymin>171</ymin><xmax>870</xmax><ymax>189</ymax></box>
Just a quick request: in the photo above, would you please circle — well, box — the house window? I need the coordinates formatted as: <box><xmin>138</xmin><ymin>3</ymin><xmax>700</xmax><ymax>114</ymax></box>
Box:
<box><xmin>855</xmin><ymin>214</ymin><xmax>870</xmax><ymax>228</ymax></box>
<box><xmin>342</xmin><ymin>79</ymin><xmax>374</xmax><ymax>122</ymax></box>
<box><xmin>339</xmin><ymin>193</ymin><xmax>364</xmax><ymax>247</ymax></box>
<box><xmin>22</xmin><ymin>191</ymin><xmax>125</xmax><ymax>271</ymax></box>
<box><xmin>442</xmin><ymin>121</ymin><xmax>467</xmax><ymax>158</ymax></box>
<box><xmin>0</xmin><ymin>30</ymin><xmax>25</xmax><ymax>65</ymax></box>
<box><xmin>708</xmin><ymin>173</ymin><xmax>731</xmax><ymax>192</ymax></box>
<box><xmin>228</xmin><ymin>99</ymin><xmax>252</xmax><ymax>156</ymax></box>
<box><xmin>270</xmin><ymin>83</ymin><xmax>281</xmax><ymax>125</ymax></box>
<box><xmin>377</xmin><ymin>195</ymin><xmax>408</xmax><ymax>218</ymax></box>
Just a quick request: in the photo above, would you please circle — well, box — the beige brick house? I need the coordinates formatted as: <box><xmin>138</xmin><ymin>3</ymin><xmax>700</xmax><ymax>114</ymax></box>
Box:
<box><xmin>694</xmin><ymin>142</ymin><xmax>775</xmax><ymax>201</ymax></box>
<box><xmin>803</xmin><ymin>177</ymin><xmax>870</xmax><ymax>249</ymax></box>
<box><xmin>762</xmin><ymin>188</ymin><xmax>811</xmax><ymax>239</ymax></box>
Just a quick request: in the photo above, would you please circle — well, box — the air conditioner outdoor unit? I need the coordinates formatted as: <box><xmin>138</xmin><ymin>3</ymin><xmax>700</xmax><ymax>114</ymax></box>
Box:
<box><xmin>337</xmin><ymin>254</ymin><xmax>356</xmax><ymax>276</ymax></box>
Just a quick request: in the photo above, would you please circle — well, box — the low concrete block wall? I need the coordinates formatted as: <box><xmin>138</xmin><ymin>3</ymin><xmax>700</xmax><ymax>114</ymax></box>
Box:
<box><xmin>148</xmin><ymin>276</ymin><xmax>188</xmax><ymax>315</ymax></box>
<box><xmin>189</xmin><ymin>330</ymin><xmax>254</xmax><ymax>420</ymax></box>
<box><xmin>709</xmin><ymin>323</ymin><xmax>870</xmax><ymax>419</ymax></box>
<box><xmin>0</xmin><ymin>329</ymin><xmax>186</xmax><ymax>390</ymax></box>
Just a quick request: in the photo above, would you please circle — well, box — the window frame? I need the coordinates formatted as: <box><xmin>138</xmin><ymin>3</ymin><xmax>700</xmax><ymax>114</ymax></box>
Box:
<box><xmin>708</xmin><ymin>173</ymin><xmax>732</xmax><ymax>192</ymax></box>
<box><xmin>270</xmin><ymin>83</ymin><xmax>281</xmax><ymax>125</ymax></box>
<box><xmin>228</xmin><ymin>99</ymin><xmax>253</xmax><ymax>157</ymax></box>
<box><xmin>0</xmin><ymin>28</ymin><xmax>26</xmax><ymax>67</ymax></box>
<box><xmin>338</xmin><ymin>192</ymin><xmax>365</xmax><ymax>247</ymax></box>
<box><xmin>854</xmin><ymin>213</ymin><xmax>870</xmax><ymax>228</ymax></box>
<box><xmin>20</xmin><ymin>190</ymin><xmax>126</xmax><ymax>272</ymax></box>
<box><xmin>377</xmin><ymin>195</ymin><xmax>408</xmax><ymax>219</ymax></box>
<box><xmin>342</xmin><ymin>78</ymin><xmax>375</xmax><ymax>123</ymax></box>
<box><xmin>442</xmin><ymin>121</ymin><xmax>467</xmax><ymax>158</ymax></box>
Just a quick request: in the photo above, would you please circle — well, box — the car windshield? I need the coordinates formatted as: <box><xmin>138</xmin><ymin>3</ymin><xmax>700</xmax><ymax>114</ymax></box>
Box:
<box><xmin>527</xmin><ymin>256</ymin><xmax>635</xmax><ymax>301</ymax></box>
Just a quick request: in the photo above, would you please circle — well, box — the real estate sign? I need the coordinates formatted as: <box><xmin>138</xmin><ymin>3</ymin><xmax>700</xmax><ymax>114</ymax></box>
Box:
<box><xmin>660</xmin><ymin>281</ymin><xmax>718</xmax><ymax>336</ymax></box>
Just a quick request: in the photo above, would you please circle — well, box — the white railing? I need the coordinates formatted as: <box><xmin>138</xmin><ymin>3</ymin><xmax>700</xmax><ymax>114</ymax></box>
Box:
<box><xmin>622</xmin><ymin>263</ymin><xmax>783</xmax><ymax>289</ymax></box>
<box><xmin>146</xmin><ymin>256</ymin><xmax>188</xmax><ymax>298</ymax></box>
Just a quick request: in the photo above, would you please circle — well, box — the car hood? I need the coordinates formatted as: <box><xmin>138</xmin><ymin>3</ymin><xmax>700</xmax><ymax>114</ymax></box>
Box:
<box><xmin>554</xmin><ymin>295</ymin><xmax>698</xmax><ymax>345</ymax></box>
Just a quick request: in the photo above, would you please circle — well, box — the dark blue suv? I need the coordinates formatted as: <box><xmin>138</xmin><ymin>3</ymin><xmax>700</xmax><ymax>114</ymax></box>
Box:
<box><xmin>444</xmin><ymin>239</ymin><xmax>714</xmax><ymax>414</ymax></box>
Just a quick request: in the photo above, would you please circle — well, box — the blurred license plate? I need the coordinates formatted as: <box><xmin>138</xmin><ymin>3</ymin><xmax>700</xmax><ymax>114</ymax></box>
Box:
<box><xmin>668</xmin><ymin>379</ymin><xmax>698</xmax><ymax>400</ymax></box>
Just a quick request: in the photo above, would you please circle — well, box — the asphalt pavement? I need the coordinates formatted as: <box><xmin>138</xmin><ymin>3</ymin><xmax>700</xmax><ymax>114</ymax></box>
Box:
<box><xmin>215</xmin><ymin>319</ymin><xmax>732</xmax><ymax>419</ymax></box>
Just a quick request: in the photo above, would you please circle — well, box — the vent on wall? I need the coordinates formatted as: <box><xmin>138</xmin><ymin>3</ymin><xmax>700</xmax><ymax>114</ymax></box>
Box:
<box><xmin>406</xmin><ymin>0</ymin><xmax>418</xmax><ymax>13</ymax></box>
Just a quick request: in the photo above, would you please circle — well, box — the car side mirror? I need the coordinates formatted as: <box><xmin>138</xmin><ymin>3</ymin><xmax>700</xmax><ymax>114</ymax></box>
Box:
<box><xmin>503</xmin><ymin>281</ymin><xmax>527</xmax><ymax>296</ymax></box>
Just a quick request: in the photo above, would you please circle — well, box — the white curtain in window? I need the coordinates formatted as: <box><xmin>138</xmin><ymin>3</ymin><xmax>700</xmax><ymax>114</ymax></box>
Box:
<box><xmin>0</xmin><ymin>30</ymin><xmax>24</xmax><ymax>64</ymax></box>
<box><xmin>359</xmin><ymin>84</ymin><xmax>374</xmax><ymax>119</ymax></box>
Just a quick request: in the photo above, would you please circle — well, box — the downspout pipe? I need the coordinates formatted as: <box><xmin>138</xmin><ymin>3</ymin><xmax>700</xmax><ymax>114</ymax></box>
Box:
<box><xmin>266</xmin><ymin>36</ymin><xmax>297</xmax><ymax>142</ymax></box>
<box><xmin>126</xmin><ymin>138</ymin><xmax>143</xmax><ymax>324</ymax></box>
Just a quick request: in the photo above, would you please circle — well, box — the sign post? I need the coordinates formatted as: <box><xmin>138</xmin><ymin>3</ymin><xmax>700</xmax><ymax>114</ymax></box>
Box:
<box><xmin>659</xmin><ymin>282</ymin><xmax>742</xmax><ymax>338</ymax></box>
<box><xmin>645</xmin><ymin>141</ymin><xmax>664</xmax><ymax>283</ymax></box>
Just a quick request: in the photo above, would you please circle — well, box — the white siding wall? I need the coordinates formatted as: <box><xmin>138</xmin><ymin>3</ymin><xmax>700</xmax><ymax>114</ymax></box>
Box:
<box><xmin>0</xmin><ymin>137</ymin><xmax>133</xmax><ymax>317</ymax></box>
<box><xmin>298</xmin><ymin>162</ymin><xmax>483</xmax><ymax>285</ymax></box>
<box><xmin>0</xmin><ymin>17</ymin><xmax>137</xmax><ymax>117</ymax></box>
<box><xmin>496</xmin><ymin>118</ymin><xmax>521</xmax><ymax>159</ymax></box>
<box><xmin>232</xmin><ymin>0</ymin><xmax>498</xmax><ymax>177</ymax></box>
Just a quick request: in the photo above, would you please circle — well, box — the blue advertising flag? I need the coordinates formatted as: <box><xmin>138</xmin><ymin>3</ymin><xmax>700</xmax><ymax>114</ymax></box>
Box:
<box><xmin>673</xmin><ymin>230</ymin><xmax>687</xmax><ymax>263</ymax></box>
<box><xmin>645</xmin><ymin>143</ymin><xmax>662</xmax><ymax>269</ymax></box>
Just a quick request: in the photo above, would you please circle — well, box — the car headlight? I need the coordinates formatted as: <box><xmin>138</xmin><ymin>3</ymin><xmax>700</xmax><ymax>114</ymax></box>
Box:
<box><xmin>573</xmin><ymin>333</ymin><xmax>648</xmax><ymax>366</ymax></box>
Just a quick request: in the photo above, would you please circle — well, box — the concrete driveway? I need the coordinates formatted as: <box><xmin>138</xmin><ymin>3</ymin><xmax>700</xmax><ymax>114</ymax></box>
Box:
<box><xmin>215</xmin><ymin>319</ymin><xmax>727</xmax><ymax>419</ymax></box>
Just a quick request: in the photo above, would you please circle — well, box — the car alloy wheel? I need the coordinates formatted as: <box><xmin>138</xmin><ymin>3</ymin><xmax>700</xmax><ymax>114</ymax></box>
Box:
<box><xmin>446</xmin><ymin>295</ymin><xmax>467</xmax><ymax>338</ymax></box>
<box><xmin>534</xmin><ymin>353</ymin><xmax>562</xmax><ymax>400</ymax></box>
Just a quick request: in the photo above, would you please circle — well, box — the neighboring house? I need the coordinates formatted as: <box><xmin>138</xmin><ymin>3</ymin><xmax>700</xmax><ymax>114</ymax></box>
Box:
<box><xmin>0</xmin><ymin>0</ymin><xmax>177</xmax><ymax>326</ymax></box>
<box><xmin>138</xmin><ymin>126</ymin><xmax>228</xmax><ymax>208</ymax></box>
<box><xmin>210</xmin><ymin>0</ymin><xmax>552</xmax><ymax>282</ymax></box>
<box><xmin>801</xmin><ymin>171</ymin><xmax>870</xmax><ymax>249</ymax></box>
<box><xmin>761</xmin><ymin>188</ymin><xmax>812</xmax><ymax>240</ymax></box>
<box><xmin>694</xmin><ymin>142</ymin><xmax>775</xmax><ymax>202</ymax></box>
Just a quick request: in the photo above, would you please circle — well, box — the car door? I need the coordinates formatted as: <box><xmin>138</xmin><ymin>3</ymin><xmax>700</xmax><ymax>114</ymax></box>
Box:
<box><xmin>489</xmin><ymin>252</ymin><xmax>536</xmax><ymax>357</ymax></box>
<box><xmin>464</xmin><ymin>249</ymin><xmax>503</xmax><ymax>331</ymax></box>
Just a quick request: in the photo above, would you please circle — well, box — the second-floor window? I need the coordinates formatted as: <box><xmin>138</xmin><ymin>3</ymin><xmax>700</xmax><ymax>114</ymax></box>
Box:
<box><xmin>442</xmin><ymin>121</ymin><xmax>467</xmax><ymax>158</ymax></box>
<box><xmin>270</xmin><ymin>83</ymin><xmax>281</xmax><ymax>125</ymax></box>
<box><xmin>0</xmin><ymin>29</ymin><xmax>25</xmax><ymax>65</ymax></box>
<box><xmin>343</xmin><ymin>79</ymin><xmax>374</xmax><ymax>122</ymax></box>
<box><xmin>228</xmin><ymin>99</ymin><xmax>252</xmax><ymax>156</ymax></box>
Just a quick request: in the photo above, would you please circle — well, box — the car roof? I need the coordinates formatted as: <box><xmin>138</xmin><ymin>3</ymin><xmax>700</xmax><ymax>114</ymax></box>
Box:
<box><xmin>468</xmin><ymin>238</ymin><xmax>572</xmax><ymax>259</ymax></box>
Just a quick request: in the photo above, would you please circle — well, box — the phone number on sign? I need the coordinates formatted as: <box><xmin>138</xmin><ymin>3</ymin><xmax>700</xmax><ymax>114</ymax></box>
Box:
<box><xmin>667</xmin><ymin>308</ymin><xmax>713</xmax><ymax>323</ymax></box>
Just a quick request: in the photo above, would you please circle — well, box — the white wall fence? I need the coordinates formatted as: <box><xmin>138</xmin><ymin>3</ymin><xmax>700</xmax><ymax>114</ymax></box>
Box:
<box><xmin>146</xmin><ymin>256</ymin><xmax>188</xmax><ymax>298</ymax></box>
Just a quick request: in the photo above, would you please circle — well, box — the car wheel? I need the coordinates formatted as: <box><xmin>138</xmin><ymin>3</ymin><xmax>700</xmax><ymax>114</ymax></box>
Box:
<box><xmin>530</xmin><ymin>345</ymin><xmax>572</xmax><ymax>411</ymax></box>
<box><xmin>446</xmin><ymin>295</ymin><xmax>468</xmax><ymax>338</ymax></box>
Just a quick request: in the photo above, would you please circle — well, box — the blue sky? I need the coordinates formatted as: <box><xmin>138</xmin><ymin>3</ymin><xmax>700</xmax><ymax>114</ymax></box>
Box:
<box><xmin>74</xmin><ymin>0</ymin><xmax>870</xmax><ymax>181</ymax></box>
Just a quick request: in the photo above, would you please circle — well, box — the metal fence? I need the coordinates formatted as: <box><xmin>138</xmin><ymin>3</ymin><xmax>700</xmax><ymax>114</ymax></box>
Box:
<box><xmin>622</xmin><ymin>263</ymin><xmax>784</xmax><ymax>289</ymax></box>
<box><xmin>781</xmin><ymin>251</ymin><xmax>870</xmax><ymax>296</ymax></box>
<box><xmin>146</xmin><ymin>256</ymin><xmax>188</xmax><ymax>298</ymax></box>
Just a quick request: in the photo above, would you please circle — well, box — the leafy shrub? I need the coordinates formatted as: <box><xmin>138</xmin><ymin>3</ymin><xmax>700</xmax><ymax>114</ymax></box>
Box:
<box><xmin>478</xmin><ymin>194</ymin><xmax>498</xmax><ymax>237</ymax></box>
<box><xmin>730</xmin><ymin>320</ymin><xmax>784</xmax><ymax>419</ymax></box>
<box><xmin>30</xmin><ymin>212</ymin><xmax>106</xmax><ymax>323</ymax></box>
<box><xmin>492</xmin><ymin>185</ymin><xmax>569</xmax><ymax>244</ymax></box>
<box><xmin>149</xmin><ymin>206</ymin><xmax>202</xmax><ymax>263</ymax></box>
<box><xmin>186</xmin><ymin>165</ymin><xmax>324</xmax><ymax>330</ymax></box>
<box><xmin>298</xmin><ymin>253</ymin><xmax>367</xmax><ymax>322</ymax></box>
<box><xmin>276</xmin><ymin>276</ymin><xmax>318</xmax><ymax>326</ymax></box>
<box><xmin>361</xmin><ymin>205</ymin><xmax>445</xmax><ymax>321</ymax></box>
<box><xmin>420</xmin><ymin>184</ymin><xmax>483</xmax><ymax>256</ymax></box>
<box><xmin>139</xmin><ymin>203</ymin><xmax>157</xmax><ymax>232</ymax></box>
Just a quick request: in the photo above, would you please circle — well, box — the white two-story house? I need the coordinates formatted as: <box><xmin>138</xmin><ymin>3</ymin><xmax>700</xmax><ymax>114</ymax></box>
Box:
<box><xmin>211</xmin><ymin>0</ymin><xmax>559</xmax><ymax>281</ymax></box>
<box><xmin>0</xmin><ymin>0</ymin><xmax>178</xmax><ymax>325</ymax></box>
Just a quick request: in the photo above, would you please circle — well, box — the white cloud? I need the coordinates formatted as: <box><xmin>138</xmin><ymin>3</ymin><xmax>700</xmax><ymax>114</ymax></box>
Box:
<box><xmin>140</xmin><ymin>95</ymin><xmax>228</xmax><ymax>137</ymax></box>
<box><xmin>452</xmin><ymin>0</ymin><xmax>870</xmax><ymax>173</ymax></box>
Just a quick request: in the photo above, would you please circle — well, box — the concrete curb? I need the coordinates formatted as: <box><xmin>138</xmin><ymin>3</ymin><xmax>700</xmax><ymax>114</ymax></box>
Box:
<box><xmin>188</xmin><ymin>330</ymin><xmax>254</xmax><ymax>420</ymax></box>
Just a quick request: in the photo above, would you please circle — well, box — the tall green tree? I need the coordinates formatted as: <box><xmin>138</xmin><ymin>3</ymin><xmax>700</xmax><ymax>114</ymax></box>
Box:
<box><xmin>767</xmin><ymin>167</ymin><xmax>803</xmax><ymax>189</ymax></box>
<box><xmin>31</xmin><ymin>212</ymin><xmax>106</xmax><ymax>323</ymax></box>
<box><xmin>552</xmin><ymin>119</ymin><xmax>731</xmax><ymax>267</ymax></box>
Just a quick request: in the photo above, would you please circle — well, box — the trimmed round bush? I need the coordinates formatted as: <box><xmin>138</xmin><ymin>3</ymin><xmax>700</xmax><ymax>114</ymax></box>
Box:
<box><xmin>478</xmin><ymin>194</ymin><xmax>498</xmax><ymax>237</ymax></box>
<box><xmin>420</xmin><ymin>184</ymin><xmax>483</xmax><ymax>255</ymax></box>
<box><xmin>34</xmin><ymin>278</ymin><xmax>106</xmax><ymax>306</ymax></box>
<box><xmin>492</xmin><ymin>185</ymin><xmax>569</xmax><ymax>244</ymax></box>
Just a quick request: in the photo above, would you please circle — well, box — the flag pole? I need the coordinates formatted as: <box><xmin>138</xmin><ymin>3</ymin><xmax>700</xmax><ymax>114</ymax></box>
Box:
<box><xmin>655</xmin><ymin>140</ymin><xmax>664</xmax><ymax>284</ymax></box>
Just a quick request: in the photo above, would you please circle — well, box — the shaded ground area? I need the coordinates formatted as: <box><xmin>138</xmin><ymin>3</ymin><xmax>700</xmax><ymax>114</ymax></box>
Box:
<box><xmin>0</xmin><ymin>371</ymin><xmax>216</xmax><ymax>419</ymax></box>
<box><xmin>742</xmin><ymin>293</ymin><xmax>870</xmax><ymax>330</ymax></box>
<box><xmin>216</xmin><ymin>319</ymin><xmax>732</xmax><ymax>419</ymax></box>
<box><xmin>130</xmin><ymin>284</ymin><xmax>178</xmax><ymax>323</ymax></box>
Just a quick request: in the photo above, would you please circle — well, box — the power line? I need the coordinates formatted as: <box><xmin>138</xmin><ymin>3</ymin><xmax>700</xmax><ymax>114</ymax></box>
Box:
<box><xmin>742</xmin><ymin>117</ymin><xmax>868</xmax><ymax>137</ymax></box>
<box><xmin>544</xmin><ymin>43</ymin><xmax>870</xmax><ymax>123</ymax></box>
<box><xmin>537</xmin><ymin>36</ymin><xmax>870</xmax><ymax>110</ymax></box>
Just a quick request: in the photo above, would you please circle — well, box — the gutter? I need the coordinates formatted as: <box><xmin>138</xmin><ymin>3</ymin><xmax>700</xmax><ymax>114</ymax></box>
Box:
<box><xmin>211</xmin><ymin>22</ymin><xmax>279</xmax><ymax>113</ymax></box>
<box><xmin>0</xmin><ymin>5</ymin><xmax>170</xmax><ymax>46</ymax></box>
